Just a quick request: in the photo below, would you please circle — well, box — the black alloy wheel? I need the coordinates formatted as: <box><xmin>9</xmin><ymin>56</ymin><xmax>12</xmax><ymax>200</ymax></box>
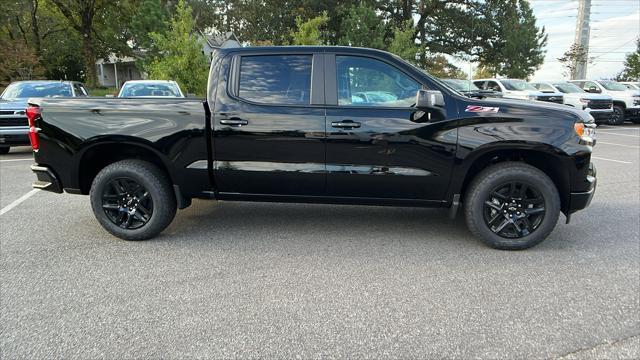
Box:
<box><xmin>483</xmin><ymin>181</ymin><xmax>545</xmax><ymax>239</ymax></box>
<box><xmin>609</xmin><ymin>105</ymin><xmax>625</xmax><ymax>125</ymax></box>
<box><xmin>102</xmin><ymin>177</ymin><xmax>153</xmax><ymax>229</ymax></box>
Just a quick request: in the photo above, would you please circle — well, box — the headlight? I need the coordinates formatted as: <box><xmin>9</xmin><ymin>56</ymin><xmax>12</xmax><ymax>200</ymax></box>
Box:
<box><xmin>575</xmin><ymin>122</ymin><xmax>596</xmax><ymax>145</ymax></box>
<box><xmin>633</xmin><ymin>96</ymin><xmax>640</xmax><ymax>106</ymax></box>
<box><xmin>527</xmin><ymin>95</ymin><xmax>538</xmax><ymax>100</ymax></box>
<box><xmin>579</xmin><ymin>98</ymin><xmax>590</xmax><ymax>104</ymax></box>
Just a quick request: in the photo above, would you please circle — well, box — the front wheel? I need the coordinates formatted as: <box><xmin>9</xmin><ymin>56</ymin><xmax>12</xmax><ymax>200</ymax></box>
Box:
<box><xmin>609</xmin><ymin>105</ymin><xmax>625</xmax><ymax>125</ymax></box>
<box><xmin>90</xmin><ymin>160</ymin><xmax>177</xmax><ymax>240</ymax></box>
<box><xmin>464</xmin><ymin>162</ymin><xmax>560</xmax><ymax>250</ymax></box>
<box><xmin>0</xmin><ymin>147</ymin><xmax>9</xmax><ymax>154</ymax></box>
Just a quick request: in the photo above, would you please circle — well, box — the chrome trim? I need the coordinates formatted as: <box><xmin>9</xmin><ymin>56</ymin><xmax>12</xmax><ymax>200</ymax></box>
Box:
<box><xmin>207</xmin><ymin>160</ymin><xmax>434</xmax><ymax>177</ymax></box>
<box><xmin>186</xmin><ymin>160</ymin><xmax>208</xmax><ymax>169</ymax></box>
<box><xmin>0</xmin><ymin>126</ymin><xmax>29</xmax><ymax>135</ymax></box>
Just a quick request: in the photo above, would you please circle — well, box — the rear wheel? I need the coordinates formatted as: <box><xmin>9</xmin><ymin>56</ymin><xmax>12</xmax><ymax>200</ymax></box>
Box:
<box><xmin>609</xmin><ymin>105</ymin><xmax>625</xmax><ymax>125</ymax></box>
<box><xmin>464</xmin><ymin>162</ymin><xmax>560</xmax><ymax>250</ymax></box>
<box><xmin>0</xmin><ymin>147</ymin><xmax>9</xmax><ymax>154</ymax></box>
<box><xmin>90</xmin><ymin>160</ymin><xmax>176</xmax><ymax>240</ymax></box>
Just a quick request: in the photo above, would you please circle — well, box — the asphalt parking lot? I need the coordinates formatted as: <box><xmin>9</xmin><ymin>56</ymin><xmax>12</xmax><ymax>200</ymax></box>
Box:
<box><xmin>1</xmin><ymin>125</ymin><xmax>639</xmax><ymax>358</ymax></box>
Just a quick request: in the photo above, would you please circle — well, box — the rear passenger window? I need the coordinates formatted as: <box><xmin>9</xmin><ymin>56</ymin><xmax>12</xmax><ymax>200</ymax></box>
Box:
<box><xmin>238</xmin><ymin>55</ymin><xmax>312</xmax><ymax>105</ymax></box>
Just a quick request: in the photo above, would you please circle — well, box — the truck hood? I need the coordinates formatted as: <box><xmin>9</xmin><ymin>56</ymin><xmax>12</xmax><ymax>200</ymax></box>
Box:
<box><xmin>469</xmin><ymin>96</ymin><xmax>592</xmax><ymax>123</ymax></box>
<box><xmin>607</xmin><ymin>90</ymin><xmax>639</xmax><ymax>99</ymax></box>
<box><xmin>564</xmin><ymin>93</ymin><xmax>612</xmax><ymax>101</ymax></box>
<box><xmin>0</xmin><ymin>98</ymin><xmax>29</xmax><ymax>111</ymax></box>
<box><xmin>503</xmin><ymin>90</ymin><xmax>544</xmax><ymax>96</ymax></box>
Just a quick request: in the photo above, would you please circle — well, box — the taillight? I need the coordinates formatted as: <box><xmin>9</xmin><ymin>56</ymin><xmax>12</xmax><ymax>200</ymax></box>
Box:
<box><xmin>26</xmin><ymin>104</ymin><xmax>41</xmax><ymax>151</ymax></box>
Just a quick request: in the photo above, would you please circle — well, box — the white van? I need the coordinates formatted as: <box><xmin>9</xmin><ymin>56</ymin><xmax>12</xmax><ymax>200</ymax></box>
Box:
<box><xmin>569</xmin><ymin>80</ymin><xmax>640</xmax><ymax>124</ymax></box>
<box><xmin>531</xmin><ymin>81</ymin><xmax>613</xmax><ymax>124</ymax></box>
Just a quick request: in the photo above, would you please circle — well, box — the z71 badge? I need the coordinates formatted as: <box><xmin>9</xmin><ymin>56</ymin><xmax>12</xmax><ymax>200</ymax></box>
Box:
<box><xmin>465</xmin><ymin>105</ymin><xmax>500</xmax><ymax>113</ymax></box>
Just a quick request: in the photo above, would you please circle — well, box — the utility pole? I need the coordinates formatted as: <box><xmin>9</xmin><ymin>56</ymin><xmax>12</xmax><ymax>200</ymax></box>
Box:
<box><xmin>573</xmin><ymin>0</ymin><xmax>591</xmax><ymax>79</ymax></box>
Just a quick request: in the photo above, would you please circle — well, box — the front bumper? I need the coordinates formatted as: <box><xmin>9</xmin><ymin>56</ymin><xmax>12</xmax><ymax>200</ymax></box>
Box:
<box><xmin>624</xmin><ymin>107</ymin><xmax>640</xmax><ymax>119</ymax></box>
<box><xmin>0</xmin><ymin>126</ymin><xmax>29</xmax><ymax>146</ymax></box>
<box><xmin>568</xmin><ymin>162</ymin><xmax>596</xmax><ymax>213</ymax></box>
<box><xmin>589</xmin><ymin>109</ymin><xmax>613</xmax><ymax>121</ymax></box>
<box><xmin>31</xmin><ymin>164</ymin><xmax>63</xmax><ymax>193</ymax></box>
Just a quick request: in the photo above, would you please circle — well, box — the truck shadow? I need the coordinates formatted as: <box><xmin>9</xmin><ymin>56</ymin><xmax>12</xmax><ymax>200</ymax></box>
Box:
<box><xmin>162</xmin><ymin>199</ymin><xmax>479</xmax><ymax>249</ymax></box>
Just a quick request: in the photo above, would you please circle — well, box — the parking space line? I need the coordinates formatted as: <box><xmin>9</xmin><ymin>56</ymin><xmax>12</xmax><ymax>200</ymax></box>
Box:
<box><xmin>0</xmin><ymin>189</ymin><xmax>40</xmax><ymax>216</ymax></box>
<box><xmin>597</xmin><ymin>141</ymin><xmax>640</xmax><ymax>149</ymax></box>
<box><xmin>592</xmin><ymin>156</ymin><xmax>633</xmax><ymax>164</ymax></box>
<box><xmin>597</xmin><ymin>126</ymin><xmax>640</xmax><ymax>131</ymax></box>
<box><xmin>0</xmin><ymin>158</ymin><xmax>33</xmax><ymax>163</ymax></box>
<box><xmin>595</xmin><ymin>132</ymin><xmax>640</xmax><ymax>138</ymax></box>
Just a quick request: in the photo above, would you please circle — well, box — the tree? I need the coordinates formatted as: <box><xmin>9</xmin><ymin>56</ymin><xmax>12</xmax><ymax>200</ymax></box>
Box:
<box><xmin>558</xmin><ymin>43</ymin><xmax>590</xmax><ymax>79</ymax></box>
<box><xmin>290</xmin><ymin>12</ymin><xmax>329</xmax><ymax>45</ymax></box>
<box><xmin>423</xmin><ymin>55</ymin><xmax>467</xmax><ymax>79</ymax></box>
<box><xmin>129</xmin><ymin>0</ymin><xmax>169</xmax><ymax>50</ymax></box>
<box><xmin>617</xmin><ymin>39</ymin><xmax>640</xmax><ymax>81</ymax></box>
<box><xmin>388</xmin><ymin>20</ymin><xmax>419</xmax><ymax>64</ymax></box>
<box><xmin>473</xmin><ymin>65</ymin><xmax>494</xmax><ymax>79</ymax></box>
<box><xmin>48</xmin><ymin>0</ymin><xmax>130</xmax><ymax>87</ymax></box>
<box><xmin>146</xmin><ymin>0</ymin><xmax>209</xmax><ymax>96</ymax></box>
<box><xmin>0</xmin><ymin>37</ymin><xmax>44</xmax><ymax>86</ymax></box>
<box><xmin>476</xmin><ymin>0</ymin><xmax>547</xmax><ymax>79</ymax></box>
<box><xmin>338</xmin><ymin>4</ymin><xmax>386</xmax><ymax>49</ymax></box>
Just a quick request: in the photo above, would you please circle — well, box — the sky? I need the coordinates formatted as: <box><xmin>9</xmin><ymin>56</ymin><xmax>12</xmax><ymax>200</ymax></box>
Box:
<box><xmin>529</xmin><ymin>0</ymin><xmax>640</xmax><ymax>81</ymax></box>
<box><xmin>450</xmin><ymin>0</ymin><xmax>640</xmax><ymax>80</ymax></box>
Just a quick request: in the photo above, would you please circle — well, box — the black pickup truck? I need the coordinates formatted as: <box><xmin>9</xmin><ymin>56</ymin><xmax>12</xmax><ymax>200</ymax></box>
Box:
<box><xmin>27</xmin><ymin>46</ymin><xmax>597</xmax><ymax>250</ymax></box>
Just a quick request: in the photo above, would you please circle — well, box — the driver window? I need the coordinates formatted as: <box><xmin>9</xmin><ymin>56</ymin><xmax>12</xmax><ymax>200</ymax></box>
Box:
<box><xmin>486</xmin><ymin>81</ymin><xmax>502</xmax><ymax>92</ymax></box>
<box><xmin>336</xmin><ymin>56</ymin><xmax>421</xmax><ymax>107</ymax></box>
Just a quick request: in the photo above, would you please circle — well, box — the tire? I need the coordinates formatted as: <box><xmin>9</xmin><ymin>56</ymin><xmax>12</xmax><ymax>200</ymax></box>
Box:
<box><xmin>609</xmin><ymin>105</ymin><xmax>625</xmax><ymax>125</ymax></box>
<box><xmin>464</xmin><ymin>162</ymin><xmax>560</xmax><ymax>250</ymax></box>
<box><xmin>0</xmin><ymin>147</ymin><xmax>9</xmax><ymax>154</ymax></box>
<box><xmin>90</xmin><ymin>159</ymin><xmax>177</xmax><ymax>240</ymax></box>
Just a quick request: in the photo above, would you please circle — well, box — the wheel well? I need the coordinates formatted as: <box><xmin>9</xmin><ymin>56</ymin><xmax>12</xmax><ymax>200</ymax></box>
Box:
<box><xmin>78</xmin><ymin>143</ymin><xmax>172</xmax><ymax>194</ymax></box>
<box><xmin>612</xmin><ymin>101</ymin><xmax>626</xmax><ymax>109</ymax></box>
<box><xmin>460</xmin><ymin>149</ymin><xmax>570</xmax><ymax>211</ymax></box>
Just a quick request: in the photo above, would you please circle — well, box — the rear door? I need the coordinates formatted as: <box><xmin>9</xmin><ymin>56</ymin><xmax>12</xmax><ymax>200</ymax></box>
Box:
<box><xmin>323</xmin><ymin>53</ymin><xmax>457</xmax><ymax>201</ymax></box>
<box><xmin>212</xmin><ymin>52</ymin><xmax>326</xmax><ymax>196</ymax></box>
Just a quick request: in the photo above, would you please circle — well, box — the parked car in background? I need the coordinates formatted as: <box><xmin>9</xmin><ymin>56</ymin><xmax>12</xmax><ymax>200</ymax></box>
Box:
<box><xmin>441</xmin><ymin>79</ymin><xmax>502</xmax><ymax>99</ymax></box>
<box><xmin>620</xmin><ymin>82</ymin><xmax>639</xmax><ymax>91</ymax></box>
<box><xmin>28</xmin><ymin>46</ymin><xmax>597</xmax><ymax>250</ymax></box>
<box><xmin>531</xmin><ymin>81</ymin><xmax>613</xmax><ymax>124</ymax></box>
<box><xmin>569</xmin><ymin>80</ymin><xmax>640</xmax><ymax>124</ymax></box>
<box><xmin>473</xmin><ymin>78</ymin><xmax>564</xmax><ymax>104</ymax></box>
<box><xmin>0</xmin><ymin>80</ymin><xmax>88</xmax><ymax>154</ymax></box>
<box><xmin>117</xmin><ymin>80</ymin><xmax>185</xmax><ymax>98</ymax></box>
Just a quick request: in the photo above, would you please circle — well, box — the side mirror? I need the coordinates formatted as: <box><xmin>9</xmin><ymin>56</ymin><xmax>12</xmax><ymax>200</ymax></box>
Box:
<box><xmin>588</xmin><ymin>86</ymin><xmax>600</xmax><ymax>93</ymax></box>
<box><xmin>416</xmin><ymin>90</ymin><xmax>445</xmax><ymax>108</ymax></box>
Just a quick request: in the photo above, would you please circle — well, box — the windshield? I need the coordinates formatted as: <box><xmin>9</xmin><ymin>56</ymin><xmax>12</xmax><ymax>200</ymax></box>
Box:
<box><xmin>552</xmin><ymin>82</ymin><xmax>584</xmax><ymax>94</ymax></box>
<box><xmin>119</xmin><ymin>82</ymin><xmax>182</xmax><ymax>97</ymax></box>
<box><xmin>599</xmin><ymin>81</ymin><xmax>628</xmax><ymax>91</ymax></box>
<box><xmin>501</xmin><ymin>79</ymin><xmax>537</xmax><ymax>91</ymax></box>
<box><xmin>1</xmin><ymin>82</ymin><xmax>72</xmax><ymax>99</ymax></box>
<box><xmin>442</xmin><ymin>79</ymin><xmax>479</xmax><ymax>92</ymax></box>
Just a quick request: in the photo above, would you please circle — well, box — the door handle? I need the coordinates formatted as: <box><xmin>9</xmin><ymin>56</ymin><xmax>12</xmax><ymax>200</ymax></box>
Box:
<box><xmin>220</xmin><ymin>118</ymin><xmax>248</xmax><ymax>126</ymax></box>
<box><xmin>331</xmin><ymin>120</ymin><xmax>361</xmax><ymax>129</ymax></box>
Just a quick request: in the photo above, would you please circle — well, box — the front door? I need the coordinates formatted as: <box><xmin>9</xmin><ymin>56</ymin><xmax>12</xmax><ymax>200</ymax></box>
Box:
<box><xmin>324</xmin><ymin>54</ymin><xmax>457</xmax><ymax>201</ymax></box>
<box><xmin>213</xmin><ymin>53</ymin><xmax>326</xmax><ymax>196</ymax></box>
